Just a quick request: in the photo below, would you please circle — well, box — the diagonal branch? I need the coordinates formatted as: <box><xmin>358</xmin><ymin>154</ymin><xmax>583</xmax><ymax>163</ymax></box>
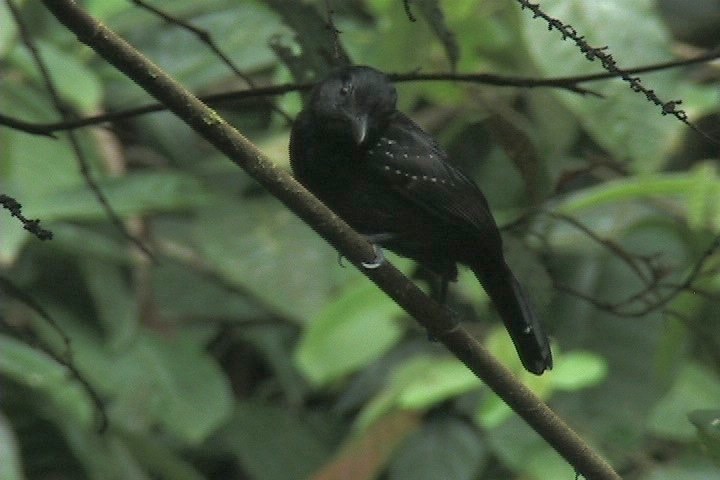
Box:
<box><xmin>39</xmin><ymin>2</ymin><xmax>619</xmax><ymax>478</ymax></box>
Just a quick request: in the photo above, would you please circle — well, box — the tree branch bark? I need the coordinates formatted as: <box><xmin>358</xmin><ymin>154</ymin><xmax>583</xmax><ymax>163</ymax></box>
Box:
<box><xmin>40</xmin><ymin>1</ymin><xmax>620</xmax><ymax>478</ymax></box>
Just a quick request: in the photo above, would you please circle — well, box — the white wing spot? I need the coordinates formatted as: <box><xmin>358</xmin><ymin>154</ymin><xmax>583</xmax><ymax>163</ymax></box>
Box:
<box><xmin>431</xmin><ymin>177</ymin><xmax>437</xmax><ymax>182</ymax></box>
<box><xmin>387</xmin><ymin>139</ymin><xmax>396</xmax><ymax>145</ymax></box>
<box><xmin>395</xmin><ymin>169</ymin><xmax>402</xmax><ymax>175</ymax></box>
<box><xmin>402</xmin><ymin>153</ymin><xmax>408</xmax><ymax>159</ymax></box>
<box><xmin>411</xmin><ymin>175</ymin><xmax>417</xmax><ymax>180</ymax></box>
<box><xmin>384</xmin><ymin>165</ymin><xmax>391</xmax><ymax>171</ymax></box>
<box><xmin>422</xmin><ymin>175</ymin><xmax>428</xmax><ymax>180</ymax></box>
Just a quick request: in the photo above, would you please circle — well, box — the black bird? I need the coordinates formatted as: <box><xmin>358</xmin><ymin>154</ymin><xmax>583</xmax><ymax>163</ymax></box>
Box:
<box><xmin>290</xmin><ymin>66</ymin><xmax>552</xmax><ymax>374</ymax></box>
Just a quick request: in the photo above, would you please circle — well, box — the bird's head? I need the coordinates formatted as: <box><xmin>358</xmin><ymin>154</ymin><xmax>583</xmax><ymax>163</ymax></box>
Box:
<box><xmin>307</xmin><ymin>66</ymin><xmax>397</xmax><ymax>146</ymax></box>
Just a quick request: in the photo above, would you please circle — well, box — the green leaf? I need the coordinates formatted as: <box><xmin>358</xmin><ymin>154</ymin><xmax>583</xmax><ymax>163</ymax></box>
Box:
<box><xmin>152</xmin><ymin>261</ymin><xmax>264</xmax><ymax>321</ymax></box>
<box><xmin>105</xmin><ymin>2</ymin><xmax>287</xmax><ymax>103</ymax></box>
<box><xmin>107</xmin><ymin>330</ymin><xmax>233</xmax><ymax>444</ymax></box>
<box><xmin>395</xmin><ymin>357</ymin><xmax>479</xmax><ymax>409</ymax></box>
<box><xmin>55</xmin><ymin>417</ymin><xmax>152</xmax><ymax>480</ymax></box>
<box><xmin>1</xmin><ymin>80</ymin><xmax>95</xmax><ymax>262</ymax></box>
<box><xmin>80</xmin><ymin>259</ymin><xmax>139</xmax><ymax>349</ymax></box>
<box><xmin>550</xmin><ymin>351</ymin><xmax>607</xmax><ymax>390</ymax></box>
<box><xmin>648</xmin><ymin>363</ymin><xmax>720</xmax><ymax>441</ymax></box>
<box><xmin>9</xmin><ymin>40</ymin><xmax>103</xmax><ymax>112</ymax></box>
<box><xmin>486</xmin><ymin>415</ymin><xmax>577</xmax><ymax>479</ymax></box>
<box><xmin>521</xmin><ymin>0</ymin><xmax>682</xmax><ymax>172</ymax></box>
<box><xmin>0</xmin><ymin>335</ymin><xmax>94</xmax><ymax>428</ymax></box>
<box><xmin>216</xmin><ymin>401</ymin><xmax>332</xmax><ymax>480</ymax></box>
<box><xmin>689</xmin><ymin>410</ymin><xmax>720</xmax><ymax>466</ymax></box>
<box><xmin>687</xmin><ymin>162</ymin><xmax>720</xmax><ymax>231</ymax></box>
<box><xmin>644</xmin><ymin>462</ymin><xmax>720</xmax><ymax>480</ymax></box>
<box><xmin>25</xmin><ymin>171</ymin><xmax>211</xmax><ymax>221</ymax></box>
<box><xmin>121</xmin><ymin>431</ymin><xmax>206</xmax><ymax>480</ymax></box>
<box><xmin>195</xmin><ymin>196</ymin><xmax>358</xmax><ymax>322</ymax></box>
<box><xmin>295</xmin><ymin>281</ymin><xmax>405</xmax><ymax>386</ymax></box>
<box><xmin>356</xmin><ymin>355</ymin><xmax>481</xmax><ymax>431</ymax></box>
<box><xmin>0</xmin><ymin>2</ymin><xmax>16</xmax><ymax>57</ymax></box>
<box><xmin>388</xmin><ymin>418</ymin><xmax>486</xmax><ymax>480</ymax></box>
<box><xmin>413</xmin><ymin>0</ymin><xmax>460</xmax><ymax>69</ymax></box>
<box><xmin>558</xmin><ymin>174</ymin><xmax>689</xmax><ymax>213</ymax></box>
<box><xmin>0</xmin><ymin>413</ymin><xmax>26</xmax><ymax>480</ymax></box>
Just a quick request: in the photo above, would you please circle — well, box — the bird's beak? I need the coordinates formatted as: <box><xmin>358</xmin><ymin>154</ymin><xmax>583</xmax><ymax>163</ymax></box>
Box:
<box><xmin>351</xmin><ymin>114</ymin><xmax>368</xmax><ymax>145</ymax></box>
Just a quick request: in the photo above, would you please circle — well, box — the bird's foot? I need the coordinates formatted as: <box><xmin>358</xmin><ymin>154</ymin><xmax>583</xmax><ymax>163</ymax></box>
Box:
<box><xmin>426</xmin><ymin>307</ymin><xmax>460</xmax><ymax>342</ymax></box>
<box><xmin>361</xmin><ymin>243</ymin><xmax>385</xmax><ymax>269</ymax></box>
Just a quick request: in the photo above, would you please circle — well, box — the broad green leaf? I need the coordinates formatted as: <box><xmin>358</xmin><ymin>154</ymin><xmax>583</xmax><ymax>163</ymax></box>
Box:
<box><xmin>476</xmin><ymin>327</ymin><xmax>555</xmax><ymax>428</ymax></box>
<box><xmin>216</xmin><ymin>401</ymin><xmax>332</xmax><ymax>480</ymax></box>
<box><xmin>395</xmin><ymin>357</ymin><xmax>479</xmax><ymax>409</ymax></box>
<box><xmin>520</xmin><ymin>0</ymin><xmax>682</xmax><ymax>172</ymax></box>
<box><xmin>104</xmin><ymin>3</ymin><xmax>288</xmax><ymax>104</ymax></box>
<box><xmin>0</xmin><ymin>413</ymin><xmax>26</xmax><ymax>480</ymax></box>
<box><xmin>486</xmin><ymin>415</ymin><xmax>577</xmax><ymax>480</ymax></box>
<box><xmin>121</xmin><ymin>432</ymin><xmax>206</xmax><ymax>480</ymax></box>
<box><xmin>25</xmin><ymin>171</ymin><xmax>211</xmax><ymax>221</ymax></box>
<box><xmin>550</xmin><ymin>351</ymin><xmax>607</xmax><ymax>390</ymax></box>
<box><xmin>389</xmin><ymin>418</ymin><xmax>486</xmax><ymax>480</ymax></box>
<box><xmin>645</xmin><ymin>463</ymin><xmax>720</xmax><ymax>480</ymax></box>
<box><xmin>0</xmin><ymin>335</ymin><xmax>94</xmax><ymax>428</ymax></box>
<box><xmin>55</xmin><ymin>418</ymin><xmax>152</xmax><ymax>480</ymax></box>
<box><xmin>29</xmin><ymin>309</ymin><xmax>231</xmax><ymax>445</ymax></box>
<box><xmin>689</xmin><ymin>410</ymin><xmax>720</xmax><ymax>466</ymax></box>
<box><xmin>687</xmin><ymin>162</ymin><xmax>720</xmax><ymax>231</ymax></box>
<box><xmin>195</xmin><ymin>196</ymin><xmax>357</xmax><ymax>322</ymax></box>
<box><xmin>648</xmin><ymin>363</ymin><xmax>720</xmax><ymax>441</ymax></box>
<box><xmin>107</xmin><ymin>331</ymin><xmax>233</xmax><ymax>444</ymax></box>
<box><xmin>1</xmin><ymin>84</ymin><xmax>87</xmax><ymax>262</ymax></box>
<box><xmin>356</xmin><ymin>355</ymin><xmax>480</xmax><ymax>431</ymax></box>
<box><xmin>557</xmin><ymin>171</ymin><xmax>720</xmax><ymax>221</ymax></box>
<box><xmin>295</xmin><ymin>281</ymin><xmax>405</xmax><ymax>386</ymax></box>
<box><xmin>9</xmin><ymin>40</ymin><xmax>103</xmax><ymax>112</ymax></box>
<box><xmin>152</xmin><ymin>261</ymin><xmax>263</xmax><ymax>321</ymax></box>
<box><xmin>0</xmin><ymin>2</ymin><xmax>16</xmax><ymax>57</ymax></box>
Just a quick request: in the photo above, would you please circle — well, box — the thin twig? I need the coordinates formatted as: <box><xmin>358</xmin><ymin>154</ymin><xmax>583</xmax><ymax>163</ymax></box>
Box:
<box><xmin>0</xmin><ymin>193</ymin><xmax>53</xmax><ymax>240</ymax></box>
<box><xmin>3</xmin><ymin>49</ymin><xmax>718</xmax><ymax>136</ymax></box>
<box><xmin>515</xmin><ymin>0</ymin><xmax>718</xmax><ymax>145</ymax></box>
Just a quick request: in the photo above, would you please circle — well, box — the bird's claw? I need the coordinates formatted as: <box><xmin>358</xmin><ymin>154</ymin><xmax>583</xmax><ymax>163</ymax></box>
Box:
<box><xmin>361</xmin><ymin>244</ymin><xmax>385</xmax><ymax>269</ymax></box>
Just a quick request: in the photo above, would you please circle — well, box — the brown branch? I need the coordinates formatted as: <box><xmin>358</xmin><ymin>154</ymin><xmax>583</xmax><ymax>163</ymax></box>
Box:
<box><xmin>39</xmin><ymin>1</ymin><xmax>619</xmax><ymax>478</ymax></box>
<box><xmin>3</xmin><ymin>48</ymin><xmax>717</xmax><ymax>137</ymax></box>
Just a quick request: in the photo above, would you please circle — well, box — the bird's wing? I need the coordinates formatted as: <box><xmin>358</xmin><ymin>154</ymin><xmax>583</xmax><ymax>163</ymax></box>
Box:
<box><xmin>366</xmin><ymin>113</ymin><xmax>496</xmax><ymax>232</ymax></box>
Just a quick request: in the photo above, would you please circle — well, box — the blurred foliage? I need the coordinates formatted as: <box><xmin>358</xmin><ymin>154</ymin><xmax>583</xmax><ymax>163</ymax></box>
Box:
<box><xmin>1</xmin><ymin>0</ymin><xmax>720</xmax><ymax>479</ymax></box>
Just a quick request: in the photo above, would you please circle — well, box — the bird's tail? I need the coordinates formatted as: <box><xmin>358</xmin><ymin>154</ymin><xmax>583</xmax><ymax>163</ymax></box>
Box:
<box><xmin>472</xmin><ymin>262</ymin><xmax>552</xmax><ymax>375</ymax></box>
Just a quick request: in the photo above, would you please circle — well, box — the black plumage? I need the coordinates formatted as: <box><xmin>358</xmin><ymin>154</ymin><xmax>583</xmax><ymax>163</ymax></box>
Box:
<box><xmin>290</xmin><ymin>66</ymin><xmax>552</xmax><ymax>374</ymax></box>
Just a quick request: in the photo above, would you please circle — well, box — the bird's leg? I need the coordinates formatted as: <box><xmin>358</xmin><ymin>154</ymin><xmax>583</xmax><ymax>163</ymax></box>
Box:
<box><xmin>335</xmin><ymin>233</ymin><xmax>396</xmax><ymax>269</ymax></box>
<box><xmin>360</xmin><ymin>233</ymin><xmax>396</xmax><ymax>269</ymax></box>
<box><xmin>438</xmin><ymin>274</ymin><xmax>450</xmax><ymax>305</ymax></box>
<box><xmin>361</xmin><ymin>244</ymin><xmax>385</xmax><ymax>269</ymax></box>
